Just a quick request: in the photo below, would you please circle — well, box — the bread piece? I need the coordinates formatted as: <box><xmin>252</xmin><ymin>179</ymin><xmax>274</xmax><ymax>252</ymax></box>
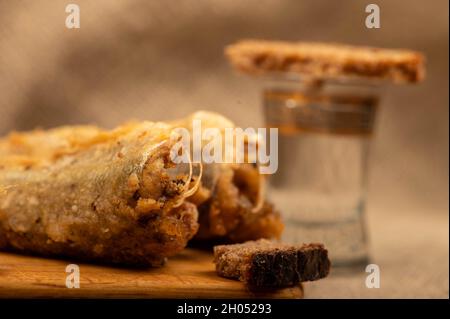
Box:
<box><xmin>214</xmin><ymin>239</ymin><xmax>330</xmax><ymax>287</ymax></box>
<box><xmin>226</xmin><ymin>40</ymin><xmax>425</xmax><ymax>83</ymax></box>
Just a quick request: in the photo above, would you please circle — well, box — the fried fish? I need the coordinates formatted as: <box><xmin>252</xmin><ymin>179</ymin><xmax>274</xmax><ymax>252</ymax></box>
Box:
<box><xmin>0</xmin><ymin>112</ymin><xmax>283</xmax><ymax>266</ymax></box>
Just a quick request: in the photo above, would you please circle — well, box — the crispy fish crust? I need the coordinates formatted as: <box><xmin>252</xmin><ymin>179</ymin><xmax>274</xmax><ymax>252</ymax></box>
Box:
<box><xmin>0</xmin><ymin>122</ymin><xmax>198</xmax><ymax>266</ymax></box>
<box><xmin>194</xmin><ymin>164</ymin><xmax>283</xmax><ymax>242</ymax></box>
<box><xmin>214</xmin><ymin>239</ymin><xmax>330</xmax><ymax>287</ymax></box>
<box><xmin>173</xmin><ymin>112</ymin><xmax>284</xmax><ymax>243</ymax></box>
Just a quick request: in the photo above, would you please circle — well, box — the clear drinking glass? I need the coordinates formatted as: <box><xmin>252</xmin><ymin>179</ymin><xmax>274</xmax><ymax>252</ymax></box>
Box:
<box><xmin>263</xmin><ymin>76</ymin><xmax>379</xmax><ymax>266</ymax></box>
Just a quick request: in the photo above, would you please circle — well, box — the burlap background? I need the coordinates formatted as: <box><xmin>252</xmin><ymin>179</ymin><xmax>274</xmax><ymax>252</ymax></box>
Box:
<box><xmin>0</xmin><ymin>0</ymin><xmax>448</xmax><ymax>297</ymax></box>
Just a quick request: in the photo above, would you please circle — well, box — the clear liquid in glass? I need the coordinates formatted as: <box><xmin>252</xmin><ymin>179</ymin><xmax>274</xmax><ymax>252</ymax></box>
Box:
<box><xmin>263</xmin><ymin>81</ymin><xmax>378</xmax><ymax>266</ymax></box>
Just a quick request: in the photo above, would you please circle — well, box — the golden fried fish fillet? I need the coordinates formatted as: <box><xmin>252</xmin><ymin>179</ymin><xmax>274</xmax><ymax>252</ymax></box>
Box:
<box><xmin>0</xmin><ymin>112</ymin><xmax>283</xmax><ymax>266</ymax></box>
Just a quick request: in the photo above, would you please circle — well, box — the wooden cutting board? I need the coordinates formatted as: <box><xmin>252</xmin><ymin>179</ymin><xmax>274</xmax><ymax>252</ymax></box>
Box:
<box><xmin>0</xmin><ymin>248</ymin><xmax>303</xmax><ymax>298</ymax></box>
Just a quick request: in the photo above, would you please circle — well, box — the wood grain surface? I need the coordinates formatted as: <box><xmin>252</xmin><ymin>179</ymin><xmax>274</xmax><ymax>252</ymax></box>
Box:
<box><xmin>0</xmin><ymin>248</ymin><xmax>303</xmax><ymax>299</ymax></box>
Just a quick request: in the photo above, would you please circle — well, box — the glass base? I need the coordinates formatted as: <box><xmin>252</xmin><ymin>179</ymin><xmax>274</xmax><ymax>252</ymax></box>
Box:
<box><xmin>282</xmin><ymin>216</ymin><xmax>369</xmax><ymax>268</ymax></box>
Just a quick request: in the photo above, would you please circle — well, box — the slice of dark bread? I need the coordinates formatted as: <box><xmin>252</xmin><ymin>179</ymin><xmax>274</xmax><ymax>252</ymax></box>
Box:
<box><xmin>226</xmin><ymin>40</ymin><xmax>425</xmax><ymax>83</ymax></box>
<box><xmin>214</xmin><ymin>239</ymin><xmax>330</xmax><ymax>287</ymax></box>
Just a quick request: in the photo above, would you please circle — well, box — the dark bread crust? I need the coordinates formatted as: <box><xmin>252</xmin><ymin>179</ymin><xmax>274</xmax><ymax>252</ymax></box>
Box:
<box><xmin>249</xmin><ymin>248</ymin><xmax>298</xmax><ymax>287</ymax></box>
<box><xmin>214</xmin><ymin>239</ymin><xmax>330</xmax><ymax>287</ymax></box>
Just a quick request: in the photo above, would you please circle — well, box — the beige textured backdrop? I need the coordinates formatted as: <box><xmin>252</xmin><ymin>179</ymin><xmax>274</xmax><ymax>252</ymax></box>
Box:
<box><xmin>0</xmin><ymin>0</ymin><xmax>448</xmax><ymax>297</ymax></box>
